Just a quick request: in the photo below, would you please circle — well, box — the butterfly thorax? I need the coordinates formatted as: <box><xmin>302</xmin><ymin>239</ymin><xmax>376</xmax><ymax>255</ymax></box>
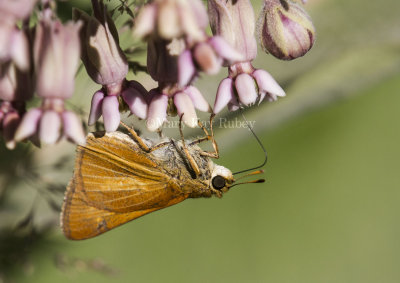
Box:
<box><xmin>147</xmin><ymin>139</ymin><xmax>214</xmax><ymax>198</ymax></box>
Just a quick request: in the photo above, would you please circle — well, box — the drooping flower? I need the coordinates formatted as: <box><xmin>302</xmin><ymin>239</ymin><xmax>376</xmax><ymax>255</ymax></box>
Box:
<box><xmin>146</xmin><ymin>38</ymin><xmax>211</xmax><ymax>131</ymax></box>
<box><xmin>257</xmin><ymin>0</ymin><xmax>316</xmax><ymax>60</ymax></box>
<box><xmin>15</xmin><ymin>19</ymin><xmax>85</xmax><ymax>145</ymax></box>
<box><xmin>74</xmin><ymin>0</ymin><xmax>148</xmax><ymax>132</ymax></box>
<box><xmin>208</xmin><ymin>0</ymin><xmax>285</xmax><ymax>113</ymax></box>
<box><xmin>0</xmin><ymin>0</ymin><xmax>36</xmax><ymax>70</ymax></box>
<box><xmin>213</xmin><ymin>62</ymin><xmax>285</xmax><ymax>113</ymax></box>
<box><xmin>0</xmin><ymin>62</ymin><xmax>32</xmax><ymax>149</ymax></box>
<box><xmin>147</xmin><ymin>84</ymin><xmax>211</xmax><ymax>132</ymax></box>
<box><xmin>133</xmin><ymin>0</ymin><xmax>208</xmax><ymax>41</ymax></box>
<box><xmin>177</xmin><ymin>35</ymin><xmax>243</xmax><ymax>86</ymax></box>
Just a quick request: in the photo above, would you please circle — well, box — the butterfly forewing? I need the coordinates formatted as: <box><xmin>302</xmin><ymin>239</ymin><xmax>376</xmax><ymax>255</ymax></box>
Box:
<box><xmin>61</xmin><ymin>133</ymin><xmax>188</xmax><ymax>240</ymax></box>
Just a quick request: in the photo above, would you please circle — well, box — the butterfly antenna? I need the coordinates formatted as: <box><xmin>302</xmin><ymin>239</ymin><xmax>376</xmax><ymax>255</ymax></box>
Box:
<box><xmin>233</xmin><ymin>110</ymin><xmax>268</xmax><ymax>175</ymax></box>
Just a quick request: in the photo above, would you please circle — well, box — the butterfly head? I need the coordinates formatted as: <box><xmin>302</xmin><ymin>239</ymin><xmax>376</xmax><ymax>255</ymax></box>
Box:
<box><xmin>210</xmin><ymin>165</ymin><xmax>235</xmax><ymax>196</ymax></box>
<box><xmin>210</xmin><ymin>164</ymin><xmax>266</xmax><ymax>197</ymax></box>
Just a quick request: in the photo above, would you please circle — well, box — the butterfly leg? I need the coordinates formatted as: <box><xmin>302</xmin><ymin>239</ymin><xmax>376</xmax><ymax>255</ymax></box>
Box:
<box><xmin>120</xmin><ymin>121</ymin><xmax>170</xmax><ymax>153</ymax></box>
<box><xmin>190</xmin><ymin>114</ymin><xmax>219</xmax><ymax>159</ymax></box>
<box><xmin>179</xmin><ymin>114</ymin><xmax>201</xmax><ymax>177</ymax></box>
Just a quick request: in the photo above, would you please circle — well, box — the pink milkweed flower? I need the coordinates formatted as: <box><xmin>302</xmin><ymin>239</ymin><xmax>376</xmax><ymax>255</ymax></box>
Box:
<box><xmin>0</xmin><ymin>0</ymin><xmax>37</xmax><ymax>69</ymax></box>
<box><xmin>178</xmin><ymin>35</ymin><xmax>243</xmax><ymax>86</ymax></box>
<box><xmin>208</xmin><ymin>0</ymin><xmax>285</xmax><ymax>113</ymax></box>
<box><xmin>0</xmin><ymin>101</ymin><xmax>22</xmax><ymax>149</ymax></box>
<box><xmin>0</xmin><ymin>23</ymin><xmax>30</xmax><ymax>70</ymax></box>
<box><xmin>74</xmin><ymin>0</ymin><xmax>148</xmax><ymax>132</ymax></box>
<box><xmin>146</xmin><ymin>84</ymin><xmax>211</xmax><ymax>132</ymax></box>
<box><xmin>213</xmin><ymin>62</ymin><xmax>285</xmax><ymax>113</ymax></box>
<box><xmin>88</xmin><ymin>80</ymin><xmax>148</xmax><ymax>132</ymax></box>
<box><xmin>257</xmin><ymin>0</ymin><xmax>315</xmax><ymax>60</ymax></box>
<box><xmin>14</xmin><ymin>19</ymin><xmax>85</xmax><ymax>146</ymax></box>
<box><xmin>133</xmin><ymin>0</ymin><xmax>208</xmax><ymax>41</ymax></box>
<box><xmin>0</xmin><ymin>63</ymin><xmax>32</xmax><ymax>149</ymax></box>
<box><xmin>208</xmin><ymin>0</ymin><xmax>258</xmax><ymax>63</ymax></box>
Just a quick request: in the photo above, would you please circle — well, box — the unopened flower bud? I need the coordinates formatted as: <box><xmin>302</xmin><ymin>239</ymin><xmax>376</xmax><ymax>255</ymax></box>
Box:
<box><xmin>257</xmin><ymin>0</ymin><xmax>315</xmax><ymax>60</ymax></box>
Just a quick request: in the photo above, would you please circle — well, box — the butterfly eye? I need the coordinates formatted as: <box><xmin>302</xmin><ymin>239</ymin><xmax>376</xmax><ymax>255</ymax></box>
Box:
<box><xmin>212</xmin><ymin>175</ymin><xmax>226</xmax><ymax>190</ymax></box>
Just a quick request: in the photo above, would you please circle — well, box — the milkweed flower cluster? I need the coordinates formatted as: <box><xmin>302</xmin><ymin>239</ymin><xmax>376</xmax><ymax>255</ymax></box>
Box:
<box><xmin>0</xmin><ymin>0</ymin><xmax>315</xmax><ymax>149</ymax></box>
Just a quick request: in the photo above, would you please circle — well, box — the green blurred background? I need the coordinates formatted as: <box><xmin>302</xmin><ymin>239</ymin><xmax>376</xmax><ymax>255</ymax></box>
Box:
<box><xmin>1</xmin><ymin>0</ymin><xmax>400</xmax><ymax>282</ymax></box>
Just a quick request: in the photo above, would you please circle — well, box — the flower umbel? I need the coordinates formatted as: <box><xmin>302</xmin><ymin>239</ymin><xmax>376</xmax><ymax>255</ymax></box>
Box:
<box><xmin>208</xmin><ymin>0</ymin><xmax>285</xmax><ymax>113</ymax></box>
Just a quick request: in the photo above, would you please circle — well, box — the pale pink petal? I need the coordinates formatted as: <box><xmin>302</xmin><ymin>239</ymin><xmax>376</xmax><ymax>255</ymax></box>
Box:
<box><xmin>121</xmin><ymin>87</ymin><xmax>148</xmax><ymax>119</ymax></box>
<box><xmin>3</xmin><ymin>111</ymin><xmax>20</xmax><ymax>149</ymax></box>
<box><xmin>133</xmin><ymin>4</ymin><xmax>156</xmax><ymax>38</ymax></box>
<box><xmin>62</xmin><ymin>111</ymin><xmax>86</xmax><ymax>145</ymax></box>
<box><xmin>235</xmin><ymin>73</ymin><xmax>258</xmax><ymax>106</ymax></box>
<box><xmin>14</xmin><ymin>108</ymin><xmax>42</xmax><ymax>141</ymax></box>
<box><xmin>178</xmin><ymin>50</ymin><xmax>196</xmax><ymax>87</ymax></box>
<box><xmin>10</xmin><ymin>30</ymin><xmax>29</xmax><ymax>71</ymax></box>
<box><xmin>102</xmin><ymin>96</ymin><xmax>120</xmax><ymax>132</ymax></box>
<box><xmin>88</xmin><ymin>90</ymin><xmax>104</xmax><ymax>125</ymax></box>
<box><xmin>147</xmin><ymin>93</ymin><xmax>168</xmax><ymax>132</ymax></box>
<box><xmin>174</xmin><ymin>92</ymin><xmax>197</xmax><ymax>128</ymax></box>
<box><xmin>158</xmin><ymin>2</ymin><xmax>180</xmax><ymax>39</ymax></box>
<box><xmin>213</xmin><ymin>78</ymin><xmax>234</xmax><ymax>114</ymax></box>
<box><xmin>258</xmin><ymin>92</ymin><xmax>267</xmax><ymax>104</ymax></box>
<box><xmin>187</xmin><ymin>0</ymin><xmax>209</xmax><ymax>29</ymax></box>
<box><xmin>193</xmin><ymin>42</ymin><xmax>221</xmax><ymax>75</ymax></box>
<box><xmin>209</xmin><ymin>36</ymin><xmax>244</xmax><ymax>63</ymax></box>
<box><xmin>185</xmin><ymin>86</ymin><xmax>211</xmax><ymax>112</ymax></box>
<box><xmin>39</xmin><ymin>110</ymin><xmax>61</xmax><ymax>145</ymax></box>
<box><xmin>179</xmin><ymin>2</ymin><xmax>204</xmax><ymax>41</ymax></box>
<box><xmin>252</xmin><ymin>69</ymin><xmax>285</xmax><ymax>102</ymax></box>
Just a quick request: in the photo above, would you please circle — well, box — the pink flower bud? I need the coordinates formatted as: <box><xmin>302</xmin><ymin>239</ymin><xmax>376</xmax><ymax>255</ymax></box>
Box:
<box><xmin>208</xmin><ymin>0</ymin><xmax>257</xmax><ymax>62</ymax></box>
<box><xmin>257</xmin><ymin>0</ymin><xmax>315</xmax><ymax>60</ymax></box>
<box><xmin>73</xmin><ymin>1</ymin><xmax>128</xmax><ymax>86</ymax></box>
